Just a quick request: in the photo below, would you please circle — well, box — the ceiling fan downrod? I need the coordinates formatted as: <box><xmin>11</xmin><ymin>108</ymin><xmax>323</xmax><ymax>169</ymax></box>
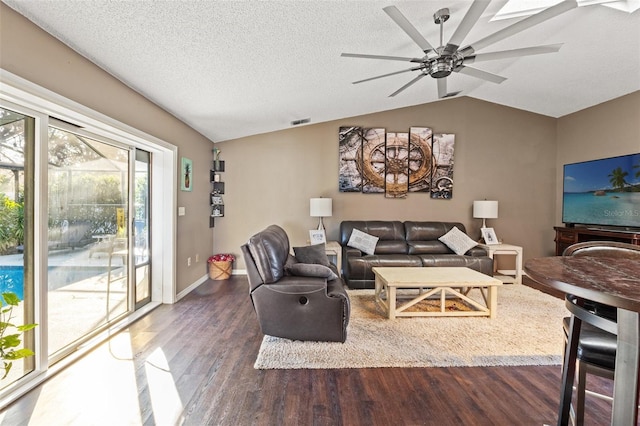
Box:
<box><xmin>427</xmin><ymin>8</ymin><xmax>454</xmax><ymax>79</ymax></box>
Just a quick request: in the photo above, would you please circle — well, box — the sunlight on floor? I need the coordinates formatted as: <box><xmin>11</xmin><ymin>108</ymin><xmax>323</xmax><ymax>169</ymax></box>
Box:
<box><xmin>145</xmin><ymin>347</ymin><xmax>183</xmax><ymax>424</ymax></box>
<box><xmin>29</xmin><ymin>331</ymin><xmax>144</xmax><ymax>424</ymax></box>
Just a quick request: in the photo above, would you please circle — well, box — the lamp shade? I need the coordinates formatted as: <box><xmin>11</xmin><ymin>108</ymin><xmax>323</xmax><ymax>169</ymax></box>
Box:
<box><xmin>310</xmin><ymin>198</ymin><xmax>332</xmax><ymax>218</ymax></box>
<box><xmin>473</xmin><ymin>200</ymin><xmax>498</xmax><ymax>219</ymax></box>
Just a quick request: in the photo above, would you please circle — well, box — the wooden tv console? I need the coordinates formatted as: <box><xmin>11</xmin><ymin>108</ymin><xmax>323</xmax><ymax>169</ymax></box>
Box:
<box><xmin>554</xmin><ymin>226</ymin><xmax>640</xmax><ymax>255</ymax></box>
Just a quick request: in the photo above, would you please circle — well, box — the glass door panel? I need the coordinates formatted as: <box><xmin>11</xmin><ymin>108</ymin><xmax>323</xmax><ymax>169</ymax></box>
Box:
<box><xmin>134</xmin><ymin>149</ymin><xmax>151</xmax><ymax>308</ymax></box>
<box><xmin>0</xmin><ymin>107</ymin><xmax>36</xmax><ymax>388</ymax></box>
<box><xmin>47</xmin><ymin>127</ymin><xmax>129</xmax><ymax>358</ymax></box>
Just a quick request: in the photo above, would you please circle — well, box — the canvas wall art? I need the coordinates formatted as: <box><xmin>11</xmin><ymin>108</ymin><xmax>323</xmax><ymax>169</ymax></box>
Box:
<box><xmin>385</xmin><ymin>132</ymin><xmax>408</xmax><ymax>198</ymax></box>
<box><xmin>408</xmin><ymin>127</ymin><xmax>434</xmax><ymax>193</ymax></box>
<box><xmin>361</xmin><ymin>128</ymin><xmax>386</xmax><ymax>194</ymax></box>
<box><xmin>338</xmin><ymin>126</ymin><xmax>364</xmax><ymax>192</ymax></box>
<box><xmin>430</xmin><ymin>133</ymin><xmax>455</xmax><ymax>199</ymax></box>
<box><xmin>338</xmin><ymin>126</ymin><xmax>455</xmax><ymax>199</ymax></box>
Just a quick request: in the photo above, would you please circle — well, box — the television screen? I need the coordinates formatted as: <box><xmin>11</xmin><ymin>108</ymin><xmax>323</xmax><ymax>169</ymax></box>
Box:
<box><xmin>562</xmin><ymin>153</ymin><xmax>640</xmax><ymax>229</ymax></box>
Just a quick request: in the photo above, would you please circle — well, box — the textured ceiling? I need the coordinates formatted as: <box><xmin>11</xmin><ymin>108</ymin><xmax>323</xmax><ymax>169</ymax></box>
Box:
<box><xmin>3</xmin><ymin>0</ymin><xmax>640</xmax><ymax>142</ymax></box>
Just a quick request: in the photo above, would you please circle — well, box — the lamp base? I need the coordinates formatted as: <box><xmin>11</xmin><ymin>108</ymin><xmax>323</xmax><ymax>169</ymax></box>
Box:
<box><xmin>317</xmin><ymin>217</ymin><xmax>325</xmax><ymax>231</ymax></box>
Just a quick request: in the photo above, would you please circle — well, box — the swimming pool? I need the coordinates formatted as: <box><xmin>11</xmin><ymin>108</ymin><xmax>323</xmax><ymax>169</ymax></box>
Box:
<box><xmin>0</xmin><ymin>266</ymin><xmax>24</xmax><ymax>300</ymax></box>
<box><xmin>0</xmin><ymin>266</ymin><xmax>112</xmax><ymax>301</ymax></box>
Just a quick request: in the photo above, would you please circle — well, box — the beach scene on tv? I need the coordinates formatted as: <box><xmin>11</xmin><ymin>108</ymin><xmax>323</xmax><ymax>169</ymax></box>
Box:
<box><xmin>563</xmin><ymin>153</ymin><xmax>640</xmax><ymax>228</ymax></box>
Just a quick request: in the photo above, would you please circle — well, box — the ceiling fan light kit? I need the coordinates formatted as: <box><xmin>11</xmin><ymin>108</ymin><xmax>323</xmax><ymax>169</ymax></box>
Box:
<box><xmin>342</xmin><ymin>0</ymin><xmax>578</xmax><ymax>98</ymax></box>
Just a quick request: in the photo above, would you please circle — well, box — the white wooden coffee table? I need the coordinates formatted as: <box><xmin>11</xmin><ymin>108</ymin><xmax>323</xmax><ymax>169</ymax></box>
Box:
<box><xmin>372</xmin><ymin>267</ymin><xmax>503</xmax><ymax>319</ymax></box>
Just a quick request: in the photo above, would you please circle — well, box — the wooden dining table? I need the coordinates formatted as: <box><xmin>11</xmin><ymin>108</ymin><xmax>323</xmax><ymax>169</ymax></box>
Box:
<box><xmin>525</xmin><ymin>256</ymin><xmax>640</xmax><ymax>426</ymax></box>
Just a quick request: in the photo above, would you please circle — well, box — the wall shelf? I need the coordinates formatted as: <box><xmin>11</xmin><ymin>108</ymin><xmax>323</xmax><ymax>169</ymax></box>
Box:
<box><xmin>210</xmin><ymin>152</ymin><xmax>225</xmax><ymax>227</ymax></box>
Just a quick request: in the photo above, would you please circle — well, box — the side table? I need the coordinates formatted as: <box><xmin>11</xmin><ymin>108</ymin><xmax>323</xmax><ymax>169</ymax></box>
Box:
<box><xmin>478</xmin><ymin>243</ymin><xmax>523</xmax><ymax>284</ymax></box>
<box><xmin>324</xmin><ymin>241</ymin><xmax>342</xmax><ymax>277</ymax></box>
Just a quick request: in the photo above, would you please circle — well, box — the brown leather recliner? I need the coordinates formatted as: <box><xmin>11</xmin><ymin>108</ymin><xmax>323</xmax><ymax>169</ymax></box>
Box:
<box><xmin>241</xmin><ymin>225</ymin><xmax>350</xmax><ymax>342</ymax></box>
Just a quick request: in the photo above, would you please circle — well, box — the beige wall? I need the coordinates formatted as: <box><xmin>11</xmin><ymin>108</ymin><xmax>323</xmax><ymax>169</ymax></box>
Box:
<box><xmin>1</xmin><ymin>4</ymin><xmax>214</xmax><ymax>293</ymax></box>
<box><xmin>216</xmin><ymin>96</ymin><xmax>559</xmax><ymax>269</ymax></box>
<box><xmin>556</xmin><ymin>91</ymin><xmax>640</xmax><ymax>225</ymax></box>
<box><xmin>4</xmin><ymin>3</ymin><xmax>638</xmax><ymax>283</ymax></box>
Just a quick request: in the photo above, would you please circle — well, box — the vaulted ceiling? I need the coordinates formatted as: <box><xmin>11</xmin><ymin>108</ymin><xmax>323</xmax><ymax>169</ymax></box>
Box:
<box><xmin>3</xmin><ymin>0</ymin><xmax>640</xmax><ymax>142</ymax></box>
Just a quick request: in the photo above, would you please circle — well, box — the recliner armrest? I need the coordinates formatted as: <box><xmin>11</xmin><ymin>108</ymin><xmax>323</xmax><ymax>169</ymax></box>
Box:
<box><xmin>264</xmin><ymin>276</ymin><xmax>329</xmax><ymax>295</ymax></box>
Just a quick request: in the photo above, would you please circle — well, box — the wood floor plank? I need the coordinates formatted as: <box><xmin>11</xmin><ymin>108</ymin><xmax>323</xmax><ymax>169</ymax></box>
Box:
<box><xmin>0</xmin><ymin>276</ymin><xmax>616</xmax><ymax>425</ymax></box>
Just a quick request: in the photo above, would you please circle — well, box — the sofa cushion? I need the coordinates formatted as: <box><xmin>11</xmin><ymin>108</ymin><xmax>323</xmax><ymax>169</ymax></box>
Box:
<box><xmin>418</xmin><ymin>254</ymin><xmax>493</xmax><ymax>275</ymax></box>
<box><xmin>287</xmin><ymin>263</ymin><xmax>338</xmax><ymax>281</ymax></box>
<box><xmin>293</xmin><ymin>243</ymin><xmax>331</xmax><ymax>267</ymax></box>
<box><xmin>346</xmin><ymin>254</ymin><xmax>423</xmax><ymax>280</ymax></box>
<box><xmin>347</xmin><ymin>228</ymin><xmax>379</xmax><ymax>255</ymax></box>
<box><xmin>438</xmin><ymin>226</ymin><xmax>478</xmax><ymax>255</ymax></box>
<box><xmin>405</xmin><ymin>221</ymin><xmax>469</xmax><ymax>241</ymax></box>
<box><xmin>407</xmin><ymin>240</ymin><xmax>451</xmax><ymax>255</ymax></box>
<box><xmin>340</xmin><ymin>221</ymin><xmax>405</xmax><ymax>245</ymax></box>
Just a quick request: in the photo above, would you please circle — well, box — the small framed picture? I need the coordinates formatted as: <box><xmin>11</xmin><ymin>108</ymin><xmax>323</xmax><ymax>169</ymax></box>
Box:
<box><xmin>211</xmin><ymin>195</ymin><xmax>224</xmax><ymax>205</ymax></box>
<box><xmin>309</xmin><ymin>230</ymin><xmax>326</xmax><ymax>245</ymax></box>
<box><xmin>481</xmin><ymin>227</ymin><xmax>499</xmax><ymax>245</ymax></box>
<box><xmin>181</xmin><ymin>157</ymin><xmax>193</xmax><ymax>192</ymax></box>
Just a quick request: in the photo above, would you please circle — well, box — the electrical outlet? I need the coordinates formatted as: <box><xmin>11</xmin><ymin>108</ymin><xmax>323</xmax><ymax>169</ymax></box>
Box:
<box><xmin>195</xmin><ymin>254</ymin><xmax>199</xmax><ymax>263</ymax></box>
<box><xmin>187</xmin><ymin>257</ymin><xmax>191</xmax><ymax>267</ymax></box>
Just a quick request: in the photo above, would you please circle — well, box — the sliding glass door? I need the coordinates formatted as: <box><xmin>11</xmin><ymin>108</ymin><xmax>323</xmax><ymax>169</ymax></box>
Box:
<box><xmin>0</xmin><ymin>107</ymin><xmax>35</xmax><ymax>389</ymax></box>
<box><xmin>0</xmin><ymin>81</ymin><xmax>172</xmax><ymax>405</ymax></box>
<box><xmin>47</xmin><ymin>126</ymin><xmax>131</xmax><ymax>359</ymax></box>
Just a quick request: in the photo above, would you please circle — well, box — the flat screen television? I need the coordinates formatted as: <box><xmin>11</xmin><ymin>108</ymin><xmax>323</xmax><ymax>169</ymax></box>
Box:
<box><xmin>562</xmin><ymin>153</ymin><xmax>640</xmax><ymax>229</ymax></box>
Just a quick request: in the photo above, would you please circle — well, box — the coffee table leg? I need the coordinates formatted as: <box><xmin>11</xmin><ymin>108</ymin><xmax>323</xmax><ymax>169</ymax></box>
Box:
<box><xmin>389</xmin><ymin>286</ymin><xmax>396</xmax><ymax>320</ymax></box>
<box><xmin>489</xmin><ymin>286</ymin><xmax>498</xmax><ymax>319</ymax></box>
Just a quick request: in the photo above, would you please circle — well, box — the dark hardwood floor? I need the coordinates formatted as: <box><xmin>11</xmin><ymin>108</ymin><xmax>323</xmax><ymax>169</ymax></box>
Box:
<box><xmin>1</xmin><ymin>276</ymin><xmax>614</xmax><ymax>425</ymax></box>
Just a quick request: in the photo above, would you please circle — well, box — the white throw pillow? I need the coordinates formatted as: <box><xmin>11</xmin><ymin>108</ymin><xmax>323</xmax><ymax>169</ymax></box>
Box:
<box><xmin>438</xmin><ymin>226</ymin><xmax>477</xmax><ymax>255</ymax></box>
<box><xmin>347</xmin><ymin>228</ymin><xmax>379</xmax><ymax>255</ymax></box>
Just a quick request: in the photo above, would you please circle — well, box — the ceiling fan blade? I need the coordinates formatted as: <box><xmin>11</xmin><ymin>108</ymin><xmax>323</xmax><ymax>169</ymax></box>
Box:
<box><xmin>447</xmin><ymin>0</ymin><xmax>491</xmax><ymax>49</ymax></box>
<box><xmin>341</xmin><ymin>53</ymin><xmax>422</xmax><ymax>63</ymax></box>
<box><xmin>459</xmin><ymin>0</ymin><xmax>577</xmax><ymax>56</ymax></box>
<box><xmin>455</xmin><ymin>65</ymin><xmax>506</xmax><ymax>84</ymax></box>
<box><xmin>383</xmin><ymin>6</ymin><xmax>436</xmax><ymax>53</ymax></box>
<box><xmin>353</xmin><ymin>68</ymin><xmax>416</xmax><ymax>85</ymax></box>
<box><xmin>437</xmin><ymin>78</ymin><xmax>448</xmax><ymax>99</ymax></box>
<box><xmin>466</xmin><ymin>44</ymin><xmax>563</xmax><ymax>64</ymax></box>
<box><xmin>389</xmin><ymin>73</ymin><xmax>426</xmax><ymax>97</ymax></box>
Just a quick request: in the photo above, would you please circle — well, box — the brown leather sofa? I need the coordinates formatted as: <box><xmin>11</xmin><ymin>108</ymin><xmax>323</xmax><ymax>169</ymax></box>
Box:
<box><xmin>241</xmin><ymin>224</ymin><xmax>350</xmax><ymax>342</ymax></box>
<box><xmin>339</xmin><ymin>221</ymin><xmax>493</xmax><ymax>289</ymax></box>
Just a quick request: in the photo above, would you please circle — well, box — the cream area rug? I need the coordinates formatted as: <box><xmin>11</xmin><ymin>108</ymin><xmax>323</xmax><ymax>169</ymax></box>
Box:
<box><xmin>254</xmin><ymin>284</ymin><xmax>567</xmax><ymax>369</ymax></box>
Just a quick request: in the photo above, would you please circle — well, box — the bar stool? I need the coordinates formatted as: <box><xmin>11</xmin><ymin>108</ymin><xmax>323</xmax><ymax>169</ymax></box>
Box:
<box><xmin>562</xmin><ymin>241</ymin><xmax>640</xmax><ymax>425</ymax></box>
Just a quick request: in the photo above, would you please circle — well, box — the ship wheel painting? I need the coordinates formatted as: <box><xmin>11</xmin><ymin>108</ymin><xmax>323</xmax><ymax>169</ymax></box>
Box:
<box><xmin>338</xmin><ymin>126</ymin><xmax>454</xmax><ymax>198</ymax></box>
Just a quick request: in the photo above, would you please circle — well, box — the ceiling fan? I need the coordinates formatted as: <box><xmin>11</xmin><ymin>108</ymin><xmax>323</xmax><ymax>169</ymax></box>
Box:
<box><xmin>342</xmin><ymin>0</ymin><xmax>577</xmax><ymax>98</ymax></box>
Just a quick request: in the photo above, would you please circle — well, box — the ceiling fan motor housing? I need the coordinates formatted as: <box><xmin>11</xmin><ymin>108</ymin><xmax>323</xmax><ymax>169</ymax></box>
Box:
<box><xmin>430</xmin><ymin>57</ymin><xmax>453</xmax><ymax>78</ymax></box>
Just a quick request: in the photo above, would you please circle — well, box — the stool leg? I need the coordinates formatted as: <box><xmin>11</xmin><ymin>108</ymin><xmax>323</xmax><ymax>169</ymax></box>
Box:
<box><xmin>576</xmin><ymin>360</ymin><xmax>586</xmax><ymax>425</ymax></box>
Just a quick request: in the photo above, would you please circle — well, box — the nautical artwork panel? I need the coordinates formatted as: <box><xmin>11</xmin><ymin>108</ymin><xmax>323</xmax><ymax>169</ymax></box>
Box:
<box><xmin>430</xmin><ymin>133</ymin><xmax>455</xmax><ymax>199</ymax></box>
<box><xmin>385</xmin><ymin>132</ymin><xmax>409</xmax><ymax>198</ymax></box>
<box><xmin>361</xmin><ymin>128</ymin><xmax>386</xmax><ymax>194</ymax></box>
<box><xmin>408</xmin><ymin>127</ymin><xmax>433</xmax><ymax>193</ymax></box>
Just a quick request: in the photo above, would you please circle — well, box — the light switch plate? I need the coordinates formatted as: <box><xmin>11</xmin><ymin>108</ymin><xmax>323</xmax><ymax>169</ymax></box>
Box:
<box><xmin>178</xmin><ymin>206</ymin><xmax>185</xmax><ymax>216</ymax></box>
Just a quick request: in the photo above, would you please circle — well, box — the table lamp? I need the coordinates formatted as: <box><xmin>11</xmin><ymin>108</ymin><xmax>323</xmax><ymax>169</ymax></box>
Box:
<box><xmin>473</xmin><ymin>200</ymin><xmax>498</xmax><ymax>228</ymax></box>
<box><xmin>310</xmin><ymin>198</ymin><xmax>332</xmax><ymax>231</ymax></box>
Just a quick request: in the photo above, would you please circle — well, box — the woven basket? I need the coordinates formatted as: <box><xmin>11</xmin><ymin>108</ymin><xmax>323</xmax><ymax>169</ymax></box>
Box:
<box><xmin>209</xmin><ymin>260</ymin><xmax>232</xmax><ymax>280</ymax></box>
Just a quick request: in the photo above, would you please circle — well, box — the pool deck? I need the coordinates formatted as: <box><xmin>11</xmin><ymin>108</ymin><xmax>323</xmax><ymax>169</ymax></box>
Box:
<box><xmin>0</xmin><ymin>245</ymin><xmax>128</xmax><ymax>267</ymax></box>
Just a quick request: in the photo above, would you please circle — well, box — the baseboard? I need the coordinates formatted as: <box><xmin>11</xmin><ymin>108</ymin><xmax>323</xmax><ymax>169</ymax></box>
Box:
<box><xmin>176</xmin><ymin>273</ymin><xmax>208</xmax><ymax>301</ymax></box>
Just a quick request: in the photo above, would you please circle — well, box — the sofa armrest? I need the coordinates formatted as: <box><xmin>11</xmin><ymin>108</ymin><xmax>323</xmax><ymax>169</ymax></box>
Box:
<box><xmin>467</xmin><ymin>246</ymin><xmax>487</xmax><ymax>257</ymax></box>
<box><xmin>343</xmin><ymin>246</ymin><xmax>363</xmax><ymax>258</ymax></box>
